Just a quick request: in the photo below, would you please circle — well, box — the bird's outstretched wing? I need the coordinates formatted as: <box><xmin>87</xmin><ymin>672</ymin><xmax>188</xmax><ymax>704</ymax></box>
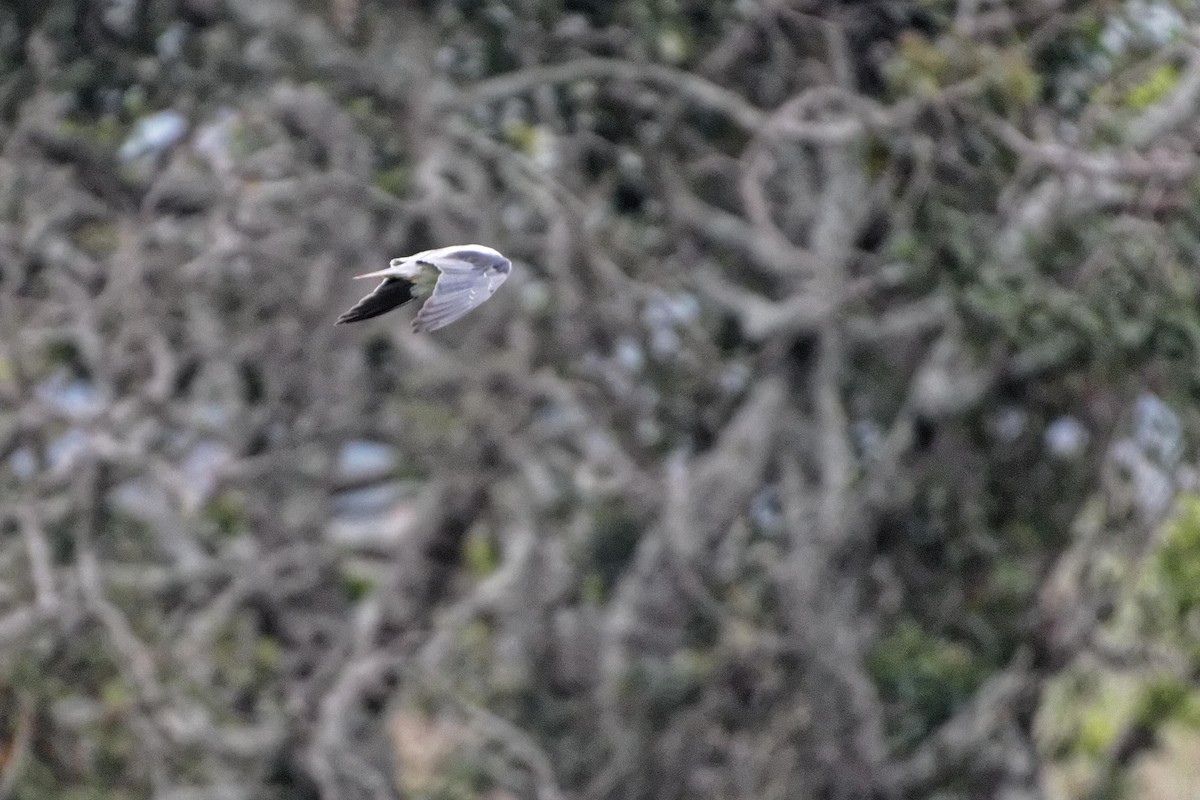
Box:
<box><xmin>412</xmin><ymin>258</ymin><xmax>509</xmax><ymax>332</ymax></box>
<box><xmin>335</xmin><ymin>277</ymin><xmax>415</xmax><ymax>324</ymax></box>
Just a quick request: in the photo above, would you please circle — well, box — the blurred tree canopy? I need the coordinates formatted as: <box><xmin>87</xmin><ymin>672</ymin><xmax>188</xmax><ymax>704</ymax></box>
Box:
<box><xmin>1</xmin><ymin>0</ymin><xmax>1200</xmax><ymax>798</ymax></box>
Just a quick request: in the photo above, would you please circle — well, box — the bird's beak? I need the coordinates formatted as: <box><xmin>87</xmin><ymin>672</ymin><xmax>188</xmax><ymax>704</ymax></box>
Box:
<box><xmin>352</xmin><ymin>267</ymin><xmax>397</xmax><ymax>280</ymax></box>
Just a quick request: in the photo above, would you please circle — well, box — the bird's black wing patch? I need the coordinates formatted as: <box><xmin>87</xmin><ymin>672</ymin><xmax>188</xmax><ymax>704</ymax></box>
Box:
<box><xmin>335</xmin><ymin>277</ymin><xmax>415</xmax><ymax>324</ymax></box>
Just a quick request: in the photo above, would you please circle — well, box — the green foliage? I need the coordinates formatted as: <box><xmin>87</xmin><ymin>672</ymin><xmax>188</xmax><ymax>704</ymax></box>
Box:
<box><xmin>4</xmin><ymin>639</ymin><xmax>149</xmax><ymax>798</ymax></box>
<box><xmin>71</xmin><ymin>221</ymin><xmax>120</xmax><ymax>258</ymax></box>
<box><xmin>617</xmin><ymin>650</ymin><xmax>712</xmax><ymax>729</ymax></box>
<box><xmin>993</xmin><ymin>48</ymin><xmax>1042</xmax><ymax>105</ymax></box>
<box><xmin>339</xmin><ymin>565</ymin><xmax>376</xmax><ymax>600</ymax></box>
<box><xmin>1040</xmin><ymin>670</ymin><xmax>1200</xmax><ymax>776</ymax></box>
<box><xmin>226</xmin><ymin>118</ymin><xmax>272</xmax><ymax>161</ymax></box>
<box><xmin>41</xmin><ymin>339</ymin><xmax>86</xmax><ymax>375</ymax></box>
<box><xmin>344</xmin><ymin>95</ymin><xmax>374</xmax><ymax>120</ymax></box>
<box><xmin>501</xmin><ymin>118</ymin><xmax>538</xmax><ymax>154</ymax></box>
<box><xmin>584</xmin><ymin>500</ymin><xmax>643</xmax><ymax>599</ymax></box>
<box><xmin>656</xmin><ymin>27</ymin><xmax>690</xmax><ymax>65</ymax></box>
<box><xmin>888</xmin><ymin>32</ymin><xmax>953</xmax><ymax>95</ymax></box>
<box><xmin>1077</xmin><ymin>700</ymin><xmax>1123</xmax><ymax>757</ymax></box>
<box><xmin>1124</xmin><ymin>63</ymin><xmax>1181</xmax><ymax>109</ymax></box>
<box><xmin>976</xmin><ymin>556</ymin><xmax>1039</xmax><ymax>619</ymax></box>
<box><xmin>1154</xmin><ymin>495</ymin><xmax>1200</xmax><ymax>620</ymax></box>
<box><xmin>55</xmin><ymin>116</ymin><xmax>123</xmax><ymax>146</ymax></box>
<box><xmin>255</xmin><ymin>637</ymin><xmax>282</xmax><ymax>672</ymax></box>
<box><xmin>100</xmin><ymin>678</ymin><xmax>135</xmax><ymax>713</ymax></box>
<box><xmin>1038</xmin><ymin>672</ymin><xmax>1135</xmax><ymax>759</ymax></box>
<box><xmin>203</xmin><ymin>491</ymin><xmax>248</xmax><ymax>537</ymax></box>
<box><xmin>869</xmin><ymin>621</ymin><xmax>989</xmax><ymax>750</ymax></box>
<box><xmin>121</xmin><ymin>86</ymin><xmax>150</xmax><ymax>118</ymax></box>
<box><xmin>400</xmin><ymin>401</ymin><xmax>461</xmax><ymax>438</ymax></box>
<box><xmin>412</xmin><ymin>752</ymin><xmax>492</xmax><ymax>800</ymax></box>
<box><xmin>1134</xmin><ymin>676</ymin><xmax>1200</xmax><ymax>730</ymax></box>
<box><xmin>962</xmin><ymin>215</ymin><xmax>1200</xmax><ymax>376</ymax></box>
<box><xmin>1035</xmin><ymin>495</ymin><xmax>1200</xmax><ymax>784</ymax></box>
<box><xmin>886</xmin><ymin>31</ymin><xmax>1039</xmax><ymax>107</ymax></box>
<box><xmin>580</xmin><ymin>572</ymin><xmax>605</xmax><ymax>604</ymax></box>
<box><xmin>372</xmin><ymin>165</ymin><xmax>411</xmax><ymax>197</ymax></box>
<box><xmin>463</xmin><ymin>530</ymin><xmax>498</xmax><ymax>578</ymax></box>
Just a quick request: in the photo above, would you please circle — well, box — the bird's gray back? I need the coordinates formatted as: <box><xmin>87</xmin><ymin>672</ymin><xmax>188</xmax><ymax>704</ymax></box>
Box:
<box><xmin>426</xmin><ymin>245</ymin><xmax>509</xmax><ymax>273</ymax></box>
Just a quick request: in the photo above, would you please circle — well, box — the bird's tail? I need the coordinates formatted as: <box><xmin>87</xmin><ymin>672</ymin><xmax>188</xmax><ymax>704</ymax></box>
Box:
<box><xmin>352</xmin><ymin>267</ymin><xmax>396</xmax><ymax>280</ymax></box>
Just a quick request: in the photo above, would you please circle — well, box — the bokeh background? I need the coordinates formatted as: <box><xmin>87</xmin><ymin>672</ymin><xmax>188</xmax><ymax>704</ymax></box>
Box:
<box><xmin>2</xmin><ymin>0</ymin><xmax>1200</xmax><ymax>798</ymax></box>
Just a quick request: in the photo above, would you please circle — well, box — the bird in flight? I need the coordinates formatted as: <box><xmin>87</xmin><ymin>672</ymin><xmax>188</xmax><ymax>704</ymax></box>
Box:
<box><xmin>336</xmin><ymin>244</ymin><xmax>512</xmax><ymax>332</ymax></box>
